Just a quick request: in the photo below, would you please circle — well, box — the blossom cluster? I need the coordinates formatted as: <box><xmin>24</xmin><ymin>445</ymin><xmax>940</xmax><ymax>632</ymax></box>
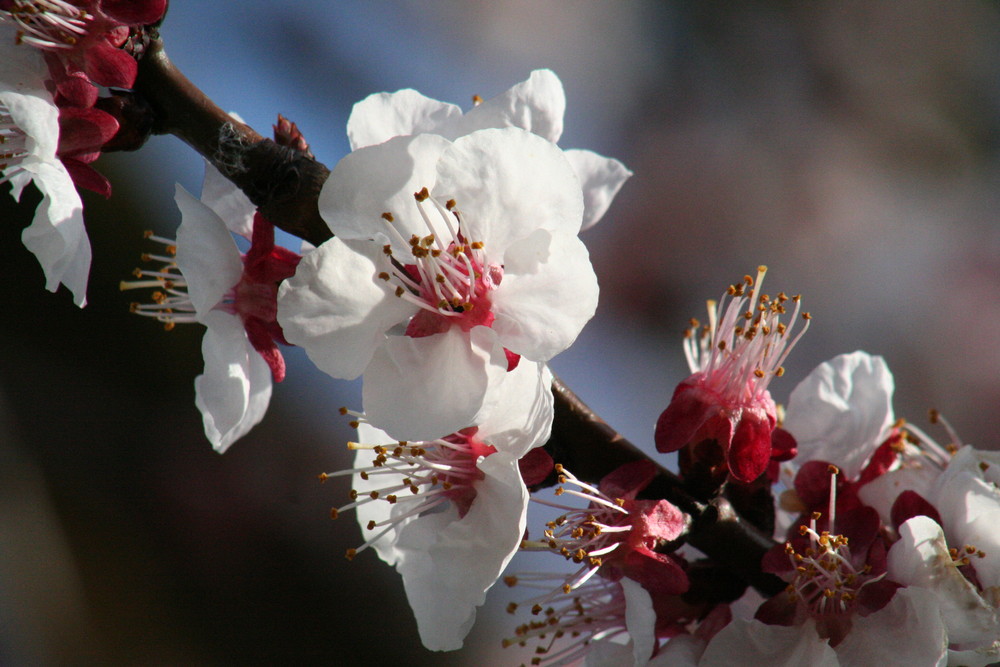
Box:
<box><xmin>4</xmin><ymin>8</ymin><xmax>999</xmax><ymax>663</ymax></box>
<box><xmin>499</xmin><ymin>325</ymin><xmax>1000</xmax><ymax>664</ymax></box>
<box><xmin>2</xmin><ymin>0</ymin><xmax>165</xmax><ymax>306</ymax></box>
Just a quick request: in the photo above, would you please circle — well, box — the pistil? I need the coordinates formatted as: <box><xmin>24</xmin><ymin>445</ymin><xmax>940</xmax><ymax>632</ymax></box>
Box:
<box><xmin>377</xmin><ymin>189</ymin><xmax>501</xmax><ymax>336</ymax></box>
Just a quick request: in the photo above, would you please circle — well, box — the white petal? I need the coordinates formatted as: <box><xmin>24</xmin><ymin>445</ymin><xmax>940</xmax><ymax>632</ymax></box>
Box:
<box><xmin>783</xmin><ymin>351</ymin><xmax>895</xmax><ymax>479</ymax></box>
<box><xmin>648</xmin><ymin>635</ymin><xmax>704</xmax><ymax>666</ymax></box>
<box><xmin>930</xmin><ymin>446</ymin><xmax>1000</xmax><ymax>590</ymax></box>
<box><xmin>2</xmin><ymin>39</ymin><xmax>86</xmax><ymax>305</ymax></box>
<box><xmin>857</xmin><ymin>465</ymin><xmax>939</xmax><ymax>527</ymax></box>
<box><xmin>563</xmin><ymin>149</ymin><xmax>632</xmax><ymax>231</ymax></box>
<box><xmin>959</xmin><ymin>509</ymin><xmax>1000</xmax><ymax>592</ymax></box>
<box><xmin>833</xmin><ymin>587</ymin><xmax>947</xmax><ymax>666</ymax></box>
<box><xmin>477</xmin><ymin>360</ymin><xmax>554</xmax><ymax>457</ymax></box>
<box><xmin>0</xmin><ymin>36</ymin><xmax>59</xmax><ymax>159</ymax></box>
<box><xmin>174</xmin><ymin>184</ymin><xmax>244</xmax><ymax>317</ymax></box>
<box><xmin>435</xmin><ymin>128</ymin><xmax>585</xmax><ymax>253</ymax></box>
<box><xmin>491</xmin><ymin>229</ymin><xmax>598</xmax><ymax>361</ymax></box>
<box><xmin>194</xmin><ymin>311</ymin><xmax>272</xmax><ymax>453</ymax></box>
<box><xmin>621</xmin><ymin>577</ymin><xmax>656</xmax><ymax>666</ymax></box>
<box><xmin>585</xmin><ymin>642</ymin><xmax>636</xmax><ymax>667</ymax></box>
<box><xmin>948</xmin><ymin>643</ymin><xmax>1000</xmax><ymax>667</ymax></box>
<box><xmin>699</xmin><ymin>618</ymin><xmax>839</xmax><ymax>667</ymax></box>
<box><xmin>395</xmin><ymin>451</ymin><xmax>528</xmax><ymax>651</ymax></box>
<box><xmin>362</xmin><ymin>326</ymin><xmax>507</xmax><ymax>442</ymax></box>
<box><xmin>459</xmin><ymin>69</ymin><xmax>566</xmax><ymax>143</ymax></box>
<box><xmin>18</xmin><ymin>161</ymin><xmax>90</xmax><ymax>307</ymax></box>
<box><xmin>199</xmin><ymin>160</ymin><xmax>255</xmax><ymax>238</ymax></box>
<box><xmin>277</xmin><ymin>236</ymin><xmax>414</xmax><ymax>380</ymax></box>
<box><xmin>346</xmin><ymin>89</ymin><xmax>462</xmax><ymax>150</ymax></box>
<box><xmin>319</xmin><ymin>133</ymin><xmax>452</xmax><ymax>245</ymax></box>
<box><xmin>887</xmin><ymin>516</ymin><xmax>998</xmax><ymax>645</ymax></box>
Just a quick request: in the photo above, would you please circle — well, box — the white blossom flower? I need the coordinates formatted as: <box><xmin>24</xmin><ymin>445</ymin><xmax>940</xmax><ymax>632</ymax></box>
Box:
<box><xmin>122</xmin><ymin>164</ymin><xmax>299</xmax><ymax>451</ymax></box>
<box><xmin>323</xmin><ymin>360</ymin><xmax>553</xmax><ymax>651</ymax></box>
<box><xmin>926</xmin><ymin>446</ymin><xmax>1000</xmax><ymax>594</ymax></box>
<box><xmin>279</xmin><ymin>125</ymin><xmax>600</xmax><ymax>440</ymax></box>
<box><xmin>780</xmin><ymin>352</ymin><xmax>958</xmax><ymax>528</ymax></box>
<box><xmin>1</xmin><ymin>24</ymin><xmax>90</xmax><ymax>306</ymax></box>
<box><xmin>345</xmin><ymin>69</ymin><xmax>631</xmax><ymax>231</ymax></box>
<box><xmin>887</xmin><ymin>515</ymin><xmax>999</xmax><ymax>664</ymax></box>
<box><xmin>699</xmin><ymin>587</ymin><xmax>947</xmax><ymax>666</ymax></box>
<box><xmin>175</xmin><ymin>168</ymin><xmax>300</xmax><ymax>451</ymax></box>
<box><xmin>503</xmin><ymin>574</ymin><xmax>655</xmax><ymax>667</ymax></box>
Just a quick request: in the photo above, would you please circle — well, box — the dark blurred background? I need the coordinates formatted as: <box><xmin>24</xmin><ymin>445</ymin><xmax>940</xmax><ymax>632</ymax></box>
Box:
<box><xmin>2</xmin><ymin>1</ymin><xmax>999</xmax><ymax>664</ymax></box>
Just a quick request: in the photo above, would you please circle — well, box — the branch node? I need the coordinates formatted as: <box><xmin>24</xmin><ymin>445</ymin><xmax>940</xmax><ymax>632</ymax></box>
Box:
<box><xmin>215</xmin><ymin>122</ymin><xmax>252</xmax><ymax>177</ymax></box>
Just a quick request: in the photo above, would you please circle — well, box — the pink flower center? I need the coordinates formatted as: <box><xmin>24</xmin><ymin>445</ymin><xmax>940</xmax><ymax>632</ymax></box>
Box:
<box><xmin>502</xmin><ymin>575</ymin><xmax>631</xmax><ymax>665</ymax></box>
<box><xmin>120</xmin><ymin>214</ymin><xmax>300</xmax><ymax>382</ymax></box>
<box><xmin>377</xmin><ymin>188</ymin><xmax>504</xmax><ymax>338</ymax></box>
<box><xmin>782</xmin><ymin>519</ymin><xmax>884</xmax><ymax>617</ymax></box>
<box><xmin>763</xmin><ymin>467</ymin><xmax>896</xmax><ymax>642</ymax></box>
<box><xmin>324</xmin><ymin>419</ymin><xmax>497</xmax><ymax>561</ymax></box>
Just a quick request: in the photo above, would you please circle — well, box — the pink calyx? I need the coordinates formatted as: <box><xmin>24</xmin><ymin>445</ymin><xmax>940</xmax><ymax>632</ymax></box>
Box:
<box><xmin>655</xmin><ymin>267</ymin><xmax>810</xmax><ymax>483</ymax></box>
<box><xmin>524</xmin><ymin>461</ymin><xmax>689</xmax><ymax>598</ymax></box>
<box><xmin>226</xmin><ymin>212</ymin><xmax>301</xmax><ymax>382</ymax></box>
<box><xmin>401</xmin><ymin>240</ymin><xmax>502</xmax><ymax>337</ymax></box>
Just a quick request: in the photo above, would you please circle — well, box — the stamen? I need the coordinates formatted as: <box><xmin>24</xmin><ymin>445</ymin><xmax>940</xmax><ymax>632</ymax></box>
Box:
<box><xmin>1</xmin><ymin>1</ymin><xmax>92</xmax><ymax>51</ymax></box>
<box><xmin>680</xmin><ymin>267</ymin><xmax>808</xmax><ymax>403</ymax></box>
<box><xmin>502</xmin><ymin>576</ymin><xmax>632</xmax><ymax>666</ymax></box>
<box><xmin>120</xmin><ymin>231</ymin><xmax>198</xmax><ymax>330</ymax></box>
<box><xmin>323</xmin><ymin>414</ymin><xmax>495</xmax><ymax>560</ymax></box>
<box><xmin>373</xmin><ymin>192</ymin><xmax>500</xmax><ymax>334</ymax></box>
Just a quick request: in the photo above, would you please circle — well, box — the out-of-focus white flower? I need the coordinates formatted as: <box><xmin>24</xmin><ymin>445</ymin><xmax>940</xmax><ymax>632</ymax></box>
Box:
<box><xmin>699</xmin><ymin>587</ymin><xmax>947</xmax><ymax>666</ymax></box>
<box><xmin>699</xmin><ymin>618</ymin><xmax>840</xmax><ymax>667</ymax></box>
<box><xmin>280</xmin><ymin>125</ymin><xmax>599</xmax><ymax>441</ymax></box>
<box><xmin>1</xmin><ymin>24</ymin><xmax>90</xmax><ymax>306</ymax></box>
<box><xmin>783</xmin><ymin>351</ymin><xmax>895</xmax><ymax>481</ymax></box>
<box><xmin>926</xmin><ymin>446</ymin><xmax>1000</xmax><ymax>594</ymax></box>
<box><xmin>345</xmin><ymin>69</ymin><xmax>631</xmax><ymax>231</ymax></box>
<box><xmin>581</xmin><ymin>578</ymin><xmax>657</xmax><ymax>667</ymax></box>
<box><xmin>323</xmin><ymin>360</ymin><xmax>553</xmax><ymax>651</ymax></box>
<box><xmin>888</xmin><ymin>515</ymin><xmax>999</xmax><ymax>665</ymax></box>
<box><xmin>503</xmin><ymin>574</ymin><xmax>654</xmax><ymax>667</ymax></box>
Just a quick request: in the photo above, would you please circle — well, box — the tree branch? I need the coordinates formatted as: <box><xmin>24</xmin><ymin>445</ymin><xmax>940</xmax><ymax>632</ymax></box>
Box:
<box><xmin>129</xmin><ymin>39</ymin><xmax>783</xmax><ymax>598</ymax></box>
<box><xmin>133</xmin><ymin>39</ymin><xmax>332</xmax><ymax>247</ymax></box>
